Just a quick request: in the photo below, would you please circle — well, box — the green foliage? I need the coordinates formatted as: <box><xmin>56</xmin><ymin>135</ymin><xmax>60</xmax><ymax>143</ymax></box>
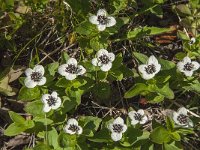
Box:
<box><xmin>4</xmin><ymin>111</ymin><xmax>35</xmax><ymax>136</ymax></box>
<box><xmin>58</xmin><ymin>132</ymin><xmax>77</xmax><ymax>148</ymax></box>
<box><xmin>2</xmin><ymin>0</ymin><xmax>199</xmax><ymax>149</ymax></box>
<box><xmin>124</xmin><ymin>83</ymin><xmax>148</xmax><ymax>98</ymax></box>
<box><xmin>127</xmin><ymin>27</ymin><xmax>172</xmax><ymax>40</ymax></box>
<box><xmin>150</xmin><ymin>126</ymin><xmax>171</xmax><ymax>144</ymax></box>
<box><xmin>18</xmin><ymin>86</ymin><xmax>41</xmax><ymax>101</ymax></box>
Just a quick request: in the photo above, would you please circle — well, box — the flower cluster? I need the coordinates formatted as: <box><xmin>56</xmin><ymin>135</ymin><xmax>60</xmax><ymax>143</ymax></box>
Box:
<box><xmin>108</xmin><ymin>117</ymin><xmax>127</xmax><ymax>141</ymax></box>
<box><xmin>58</xmin><ymin>58</ymin><xmax>86</xmax><ymax>80</ymax></box>
<box><xmin>89</xmin><ymin>9</ymin><xmax>116</xmax><ymax>31</ymax></box>
<box><xmin>172</xmin><ymin>107</ymin><xmax>193</xmax><ymax>128</ymax></box>
<box><xmin>92</xmin><ymin>49</ymin><xmax>115</xmax><ymax>72</ymax></box>
<box><xmin>24</xmin><ymin>65</ymin><xmax>46</xmax><ymax>88</ymax></box>
<box><xmin>138</xmin><ymin>55</ymin><xmax>161</xmax><ymax>80</ymax></box>
<box><xmin>24</xmin><ymin>56</ymin><xmax>199</xmax><ymax>89</ymax></box>
<box><xmin>107</xmin><ymin>110</ymin><xmax>148</xmax><ymax>141</ymax></box>
<box><xmin>177</xmin><ymin>56</ymin><xmax>199</xmax><ymax>77</ymax></box>
<box><xmin>41</xmin><ymin>91</ymin><xmax>61</xmax><ymax>113</ymax></box>
<box><xmin>64</xmin><ymin>118</ymin><xmax>83</xmax><ymax>135</ymax></box>
<box><xmin>61</xmin><ymin>107</ymin><xmax>194</xmax><ymax>142</ymax></box>
<box><xmin>21</xmin><ymin>8</ymin><xmax>199</xmax><ymax>145</ymax></box>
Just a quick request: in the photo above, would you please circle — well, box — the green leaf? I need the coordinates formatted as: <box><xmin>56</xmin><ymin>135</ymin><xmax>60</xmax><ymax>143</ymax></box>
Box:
<box><xmin>88</xmin><ymin>128</ymin><xmax>111</xmax><ymax>143</ymax></box>
<box><xmin>9</xmin><ymin>111</ymin><xmax>25</xmax><ymax>124</ymax></box>
<box><xmin>127</xmin><ymin>27</ymin><xmax>172</xmax><ymax>39</ymax></box>
<box><xmin>119</xmin><ymin>65</ymin><xmax>134</xmax><ymax>78</ymax></box>
<box><xmin>90</xmin><ymin>36</ymin><xmax>107</xmax><ymax>50</ymax></box>
<box><xmin>133</xmin><ymin>52</ymin><xmax>148</xmax><ymax>64</ymax></box>
<box><xmin>4</xmin><ymin>123</ymin><xmax>27</xmax><ymax>136</ymax></box>
<box><xmin>62</xmin><ymin>96</ymin><xmax>77</xmax><ymax>113</ymax></box>
<box><xmin>33</xmin><ymin>117</ymin><xmax>53</xmax><ymax>125</ymax></box>
<box><xmin>124</xmin><ymin>83</ymin><xmax>148</xmax><ymax>98</ymax></box>
<box><xmin>183</xmin><ymin>83</ymin><xmax>200</xmax><ymax>93</ymax></box>
<box><xmin>67</xmin><ymin>89</ymin><xmax>83</xmax><ymax>105</ymax></box>
<box><xmin>56</xmin><ymin>78</ymin><xmax>71</xmax><ymax>88</ymax></box>
<box><xmin>67</xmin><ymin>0</ymin><xmax>90</xmax><ymax>16</ymax></box>
<box><xmin>164</xmin><ymin>142</ymin><xmax>182</xmax><ymax>150</ymax></box>
<box><xmin>75</xmin><ymin>21</ymin><xmax>97</xmax><ymax>36</ymax></box>
<box><xmin>4</xmin><ymin>120</ymin><xmax>34</xmax><ymax>136</ymax></box>
<box><xmin>61</xmin><ymin>52</ymin><xmax>70</xmax><ymax>63</ymax></box>
<box><xmin>157</xmin><ymin>83</ymin><xmax>174</xmax><ymax>99</ymax></box>
<box><xmin>176</xmin><ymin>4</ymin><xmax>191</xmax><ymax>16</ymax></box>
<box><xmin>110</xmin><ymin>70</ymin><xmax>123</xmax><ymax>81</ymax></box>
<box><xmin>176</xmin><ymin>128</ymin><xmax>194</xmax><ymax>134</ymax></box>
<box><xmin>121</xmin><ymin>127</ymin><xmax>143</xmax><ymax>146</ymax></box>
<box><xmin>24</xmin><ymin>100</ymin><xmax>45</xmax><ymax>117</ymax></box>
<box><xmin>93</xmin><ymin>82</ymin><xmax>111</xmax><ymax>99</ymax></box>
<box><xmin>166</xmin><ymin>117</ymin><xmax>175</xmax><ymax>131</ymax></box>
<box><xmin>33</xmin><ymin>143</ymin><xmax>51</xmax><ymax>150</ymax></box>
<box><xmin>150</xmin><ymin>126</ymin><xmax>171</xmax><ymax>144</ymax></box>
<box><xmin>47</xmin><ymin>127</ymin><xmax>59</xmax><ymax>149</ymax></box>
<box><xmin>18</xmin><ymin>86</ymin><xmax>40</xmax><ymax>101</ymax></box>
<box><xmin>79</xmin><ymin>116</ymin><xmax>102</xmax><ymax>137</ymax></box>
<box><xmin>111</xmin><ymin>0</ymin><xmax>128</xmax><ymax>13</ymax></box>
<box><xmin>175</xmin><ymin>52</ymin><xmax>186</xmax><ymax>60</ymax></box>
<box><xmin>48</xmin><ymin>62</ymin><xmax>59</xmax><ymax>76</ymax></box>
<box><xmin>158</xmin><ymin>58</ymin><xmax>176</xmax><ymax>70</ymax></box>
<box><xmin>58</xmin><ymin>132</ymin><xmax>77</xmax><ymax>148</ymax></box>
<box><xmin>170</xmin><ymin>132</ymin><xmax>181</xmax><ymax>141</ymax></box>
<box><xmin>147</xmin><ymin>94</ymin><xmax>165</xmax><ymax>103</ymax></box>
<box><xmin>177</xmin><ymin>30</ymin><xmax>189</xmax><ymax>40</ymax></box>
<box><xmin>112</xmin><ymin>53</ymin><xmax>123</xmax><ymax>70</ymax></box>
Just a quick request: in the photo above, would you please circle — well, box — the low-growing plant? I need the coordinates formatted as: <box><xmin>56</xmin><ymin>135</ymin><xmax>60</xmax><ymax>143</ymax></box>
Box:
<box><xmin>1</xmin><ymin>0</ymin><xmax>200</xmax><ymax>150</ymax></box>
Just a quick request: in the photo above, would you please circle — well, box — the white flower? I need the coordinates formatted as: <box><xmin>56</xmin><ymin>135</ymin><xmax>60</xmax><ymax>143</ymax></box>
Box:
<box><xmin>128</xmin><ymin>109</ymin><xmax>148</xmax><ymax>125</ymax></box>
<box><xmin>89</xmin><ymin>9</ymin><xmax>116</xmax><ymax>31</ymax></box>
<box><xmin>177</xmin><ymin>56</ymin><xmax>199</xmax><ymax>77</ymax></box>
<box><xmin>108</xmin><ymin>117</ymin><xmax>127</xmax><ymax>141</ymax></box>
<box><xmin>172</xmin><ymin>107</ymin><xmax>193</xmax><ymax>128</ymax></box>
<box><xmin>41</xmin><ymin>91</ymin><xmax>61</xmax><ymax>113</ymax></box>
<box><xmin>188</xmin><ymin>37</ymin><xmax>196</xmax><ymax>45</ymax></box>
<box><xmin>64</xmin><ymin>118</ymin><xmax>83</xmax><ymax>135</ymax></box>
<box><xmin>24</xmin><ymin>65</ymin><xmax>46</xmax><ymax>88</ymax></box>
<box><xmin>138</xmin><ymin>55</ymin><xmax>161</xmax><ymax>80</ymax></box>
<box><xmin>58</xmin><ymin>58</ymin><xmax>86</xmax><ymax>80</ymax></box>
<box><xmin>92</xmin><ymin>49</ymin><xmax>115</xmax><ymax>72</ymax></box>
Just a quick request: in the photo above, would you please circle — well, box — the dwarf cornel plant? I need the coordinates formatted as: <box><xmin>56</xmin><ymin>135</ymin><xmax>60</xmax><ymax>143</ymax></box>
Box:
<box><xmin>1</xmin><ymin>0</ymin><xmax>200</xmax><ymax>150</ymax></box>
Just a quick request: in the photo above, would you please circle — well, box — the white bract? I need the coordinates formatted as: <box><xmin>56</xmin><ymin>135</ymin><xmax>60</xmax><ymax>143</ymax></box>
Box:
<box><xmin>188</xmin><ymin>37</ymin><xmax>196</xmax><ymax>45</ymax></box>
<box><xmin>108</xmin><ymin>117</ymin><xmax>127</xmax><ymax>141</ymax></box>
<box><xmin>138</xmin><ymin>55</ymin><xmax>161</xmax><ymax>80</ymax></box>
<box><xmin>58</xmin><ymin>58</ymin><xmax>86</xmax><ymax>80</ymax></box>
<box><xmin>24</xmin><ymin>65</ymin><xmax>46</xmax><ymax>88</ymax></box>
<box><xmin>128</xmin><ymin>109</ymin><xmax>148</xmax><ymax>125</ymax></box>
<box><xmin>172</xmin><ymin>107</ymin><xmax>193</xmax><ymax>128</ymax></box>
<box><xmin>89</xmin><ymin>9</ymin><xmax>116</xmax><ymax>31</ymax></box>
<box><xmin>64</xmin><ymin>118</ymin><xmax>83</xmax><ymax>135</ymax></box>
<box><xmin>177</xmin><ymin>56</ymin><xmax>199</xmax><ymax>77</ymax></box>
<box><xmin>92</xmin><ymin>49</ymin><xmax>115</xmax><ymax>72</ymax></box>
<box><xmin>41</xmin><ymin>91</ymin><xmax>61</xmax><ymax>113</ymax></box>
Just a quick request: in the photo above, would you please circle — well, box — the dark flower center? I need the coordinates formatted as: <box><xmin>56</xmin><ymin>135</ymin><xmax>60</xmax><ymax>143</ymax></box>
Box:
<box><xmin>145</xmin><ymin>64</ymin><xmax>156</xmax><ymax>74</ymax></box>
<box><xmin>99</xmin><ymin>54</ymin><xmax>110</xmax><ymax>64</ymax></box>
<box><xmin>177</xmin><ymin>114</ymin><xmax>188</xmax><ymax>125</ymax></box>
<box><xmin>97</xmin><ymin>15</ymin><xmax>108</xmax><ymax>25</ymax></box>
<box><xmin>46</xmin><ymin>96</ymin><xmax>57</xmax><ymax>107</ymax></box>
<box><xmin>65</xmin><ymin>64</ymin><xmax>78</xmax><ymax>74</ymax></box>
<box><xmin>31</xmin><ymin>72</ymin><xmax>42</xmax><ymax>82</ymax></box>
<box><xmin>183</xmin><ymin>63</ymin><xmax>194</xmax><ymax>71</ymax></box>
<box><xmin>112</xmin><ymin>124</ymin><xmax>123</xmax><ymax>133</ymax></box>
<box><xmin>68</xmin><ymin>124</ymin><xmax>80</xmax><ymax>132</ymax></box>
<box><xmin>134</xmin><ymin>113</ymin><xmax>143</xmax><ymax>121</ymax></box>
